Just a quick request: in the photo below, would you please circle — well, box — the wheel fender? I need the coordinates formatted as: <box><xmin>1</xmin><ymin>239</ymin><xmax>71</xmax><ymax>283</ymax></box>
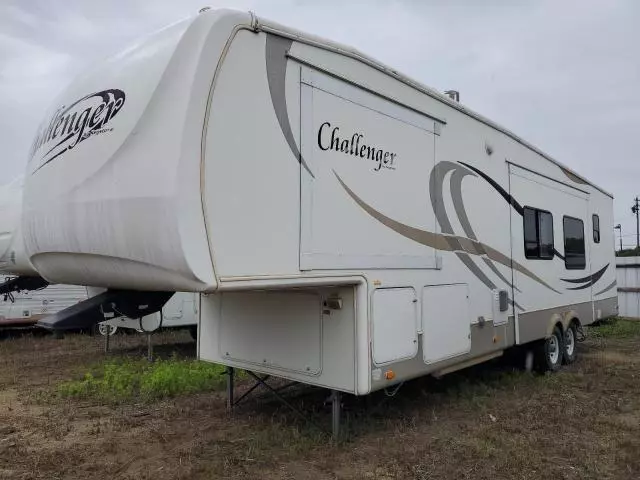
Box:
<box><xmin>545</xmin><ymin>313</ymin><xmax>564</xmax><ymax>338</ymax></box>
<box><xmin>562</xmin><ymin>310</ymin><xmax>580</xmax><ymax>331</ymax></box>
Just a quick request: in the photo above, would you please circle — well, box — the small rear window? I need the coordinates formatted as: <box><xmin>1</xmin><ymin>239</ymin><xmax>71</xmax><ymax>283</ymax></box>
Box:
<box><xmin>563</xmin><ymin>216</ymin><xmax>586</xmax><ymax>270</ymax></box>
<box><xmin>592</xmin><ymin>214</ymin><xmax>600</xmax><ymax>243</ymax></box>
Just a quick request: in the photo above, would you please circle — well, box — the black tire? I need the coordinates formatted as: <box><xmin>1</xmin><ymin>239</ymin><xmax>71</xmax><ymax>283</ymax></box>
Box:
<box><xmin>563</xmin><ymin>323</ymin><xmax>578</xmax><ymax>365</ymax></box>
<box><xmin>188</xmin><ymin>325</ymin><xmax>198</xmax><ymax>341</ymax></box>
<box><xmin>534</xmin><ymin>325</ymin><xmax>564</xmax><ymax>372</ymax></box>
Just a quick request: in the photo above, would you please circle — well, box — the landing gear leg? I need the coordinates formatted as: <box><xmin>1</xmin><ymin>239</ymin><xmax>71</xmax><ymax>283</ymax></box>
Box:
<box><xmin>104</xmin><ymin>328</ymin><xmax>109</xmax><ymax>353</ymax></box>
<box><xmin>331</xmin><ymin>389</ymin><xmax>341</xmax><ymax>441</ymax></box>
<box><xmin>226</xmin><ymin>366</ymin><xmax>235</xmax><ymax>413</ymax></box>
<box><xmin>147</xmin><ymin>332</ymin><xmax>153</xmax><ymax>362</ymax></box>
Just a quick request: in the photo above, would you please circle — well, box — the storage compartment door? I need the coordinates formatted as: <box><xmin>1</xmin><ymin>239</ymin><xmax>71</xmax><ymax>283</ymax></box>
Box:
<box><xmin>422</xmin><ymin>284</ymin><xmax>470</xmax><ymax>364</ymax></box>
<box><xmin>372</xmin><ymin>287</ymin><xmax>418</xmax><ymax>365</ymax></box>
<box><xmin>219</xmin><ymin>291</ymin><xmax>322</xmax><ymax>376</ymax></box>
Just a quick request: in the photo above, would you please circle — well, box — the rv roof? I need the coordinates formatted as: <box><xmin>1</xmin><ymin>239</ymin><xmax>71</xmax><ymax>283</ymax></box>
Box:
<box><xmin>252</xmin><ymin>12</ymin><xmax>612</xmax><ymax>199</ymax></box>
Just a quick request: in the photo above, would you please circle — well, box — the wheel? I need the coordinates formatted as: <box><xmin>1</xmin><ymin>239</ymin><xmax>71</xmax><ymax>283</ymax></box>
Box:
<box><xmin>188</xmin><ymin>325</ymin><xmax>197</xmax><ymax>341</ymax></box>
<box><xmin>535</xmin><ymin>325</ymin><xmax>564</xmax><ymax>372</ymax></box>
<box><xmin>98</xmin><ymin>324</ymin><xmax>118</xmax><ymax>336</ymax></box>
<box><xmin>563</xmin><ymin>323</ymin><xmax>578</xmax><ymax>364</ymax></box>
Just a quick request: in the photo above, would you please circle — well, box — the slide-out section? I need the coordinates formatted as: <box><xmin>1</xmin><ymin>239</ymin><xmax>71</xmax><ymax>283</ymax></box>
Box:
<box><xmin>508</xmin><ymin>163</ymin><xmax>591</xmax><ymax>342</ymax></box>
<box><xmin>298</xmin><ymin>66</ymin><xmax>440</xmax><ymax>270</ymax></box>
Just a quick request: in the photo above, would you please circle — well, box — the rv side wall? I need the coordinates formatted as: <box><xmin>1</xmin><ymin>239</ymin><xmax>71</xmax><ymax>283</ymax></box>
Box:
<box><xmin>198</xmin><ymin>24</ymin><xmax>615</xmax><ymax>392</ymax></box>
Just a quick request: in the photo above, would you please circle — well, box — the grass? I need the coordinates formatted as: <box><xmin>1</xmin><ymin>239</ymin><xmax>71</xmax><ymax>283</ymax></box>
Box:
<box><xmin>588</xmin><ymin>317</ymin><xmax>640</xmax><ymax>339</ymax></box>
<box><xmin>4</xmin><ymin>329</ymin><xmax>640</xmax><ymax>479</ymax></box>
<box><xmin>57</xmin><ymin>355</ymin><xmax>228</xmax><ymax>403</ymax></box>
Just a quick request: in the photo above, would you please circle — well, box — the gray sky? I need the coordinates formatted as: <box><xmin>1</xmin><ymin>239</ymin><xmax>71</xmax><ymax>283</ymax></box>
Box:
<box><xmin>1</xmin><ymin>0</ymin><xmax>639</xmax><ymax>246</ymax></box>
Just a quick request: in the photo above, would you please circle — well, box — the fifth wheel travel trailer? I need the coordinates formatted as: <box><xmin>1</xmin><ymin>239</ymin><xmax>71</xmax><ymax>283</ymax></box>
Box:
<box><xmin>0</xmin><ymin>278</ymin><xmax>88</xmax><ymax>330</ymax></box>
<box><xmin>24</xmin><ymin>9</ymin><xmax>616</xmax><ymax>435</ymax></box>
<box><xmin>97</xmin><ymin>291</ymin><xmax>198</xmax><ymax>337</ymax></box>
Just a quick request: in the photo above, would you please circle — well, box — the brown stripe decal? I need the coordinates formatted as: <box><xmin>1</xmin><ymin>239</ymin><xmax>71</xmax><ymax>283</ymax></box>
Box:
<box><xmin>449</xmin><ymin>166</ymin><xmax>522</xmax><ymax>293</ymax></box>
<box><xmin>265</xmin><ymin>35</ymin><xmax>315</xmax><ymax>178</ymax></box>
<box><xmin>334</xmin><ymin>170</ymin><xmax>561</xmax><ymax>295</ymax></box>
<box><xmin>559</xmin><ymin>166</ymin><xmax>589</xmax><ymax>185</ymax></box>
<box><xmin>595</xmin><ymin>280</ymin><xmax>617</xmax><ymax>296</ymax></box>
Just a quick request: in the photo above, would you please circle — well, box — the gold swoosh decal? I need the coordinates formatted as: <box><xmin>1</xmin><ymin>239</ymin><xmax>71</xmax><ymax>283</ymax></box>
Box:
<box><xmin>333</xmin><ymin>171</ymin><xmax>561</xmax><ymax>294</ymax></box>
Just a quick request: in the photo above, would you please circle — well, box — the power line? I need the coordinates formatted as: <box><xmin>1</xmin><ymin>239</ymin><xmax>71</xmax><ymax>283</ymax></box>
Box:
<box><xmin>632</xmin><ymin>197</ymin><xmax>640</xmax><ymax>248</ymax></box>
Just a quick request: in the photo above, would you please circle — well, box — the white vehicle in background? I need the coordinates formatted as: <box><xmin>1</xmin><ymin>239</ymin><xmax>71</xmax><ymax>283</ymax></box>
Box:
<box><xmin>0</xmin><ymin>177</ymin><xmax>83</xmax><ymax>330</ymax></box>
<box><xmin>0</xmin><ymin>279</ymin><xmax>88</xmax><ymax>330</ymax></box>
<box><xmin>0</xmin><ymin>176</ymin><xmax>47</xmax><ymax>292</ymax></box>
<box><xmin>0</xmin><ymin>177</ymin><xmax>197</xmax><ymax>337</ymax></box>
<box><xmin>0</xmin><ymin>176</ymin><xmax>197</xmax><ymax>337</ymax></box>
<box><xmin>97</xmin><ymin>291</ymin><xmax>198</xmax><ymax>338</ymax></box>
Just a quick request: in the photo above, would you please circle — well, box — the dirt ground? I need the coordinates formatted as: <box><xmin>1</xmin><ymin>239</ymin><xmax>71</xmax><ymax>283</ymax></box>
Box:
<box><xmin>0</xmin><ymin>325</ymin><xmax>639</xmax><ymax>480</ymax></box>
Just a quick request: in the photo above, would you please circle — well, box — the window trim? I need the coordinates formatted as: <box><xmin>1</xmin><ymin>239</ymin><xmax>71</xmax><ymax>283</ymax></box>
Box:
<box><xmin>592</xmin><ymin>213</ymin><xmax>600</xmax><ymax>244</ymax></box>
<box><xmin>563</xmin><ymin>215</ymin><xmax>586</xmax><ymax>270</ymax></box>
<box><xmin>523</xmin><ymin>206</ymin><xmax>554</xmax><ymax>260</ymax></box>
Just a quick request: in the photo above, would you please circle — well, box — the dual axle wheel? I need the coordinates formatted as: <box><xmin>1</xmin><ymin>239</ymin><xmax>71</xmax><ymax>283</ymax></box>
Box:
<box><xmin>534</xmin><ymin>323</ymin><xmax>578</xmax><ymax>372</ymax></box>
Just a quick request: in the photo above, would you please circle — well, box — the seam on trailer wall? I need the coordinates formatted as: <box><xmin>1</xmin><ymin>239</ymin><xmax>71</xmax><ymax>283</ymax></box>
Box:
<box><xmin>588</xmin><ymin>196</ymin><xmax>595</xmax><ymax>321</ymax></box>
<box><xmin>507</xmin><ymin>163</ymin><xmax>519</xmax><ymax>345</ymax></box>
<box><xmin>298</xmin><ymin>65</ymin><xmax>303</xmax><ymax>272</ymax></box>
<box><xmin>200</xmin><ymin>24</ymin><xmax>253</xmax><ymax>287</ymax></box>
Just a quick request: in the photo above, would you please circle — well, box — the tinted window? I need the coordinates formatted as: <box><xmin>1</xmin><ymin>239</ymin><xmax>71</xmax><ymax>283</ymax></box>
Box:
<box><xmin>524</xmin><ymin>208</ymin><xmax>538</xmax><ymax>258</ymax></box>
<box><xmin>592</xmin><ymin>214</ymin><xmax>600</xmax><ymax>243</ymax></box>
<box><xmin>523</xmin><ymin>207</ymin><xmax>554</xmax><ymax>260</ymax></box>
<box><xmin>564</xmin><ymin>216</ymin><xmax>586</xmax><ymax>270</ymax></box>
<box><xmin>538</xmin><ymin>211</ymin><xmax>554</xmax><ymax>259</ymax></box>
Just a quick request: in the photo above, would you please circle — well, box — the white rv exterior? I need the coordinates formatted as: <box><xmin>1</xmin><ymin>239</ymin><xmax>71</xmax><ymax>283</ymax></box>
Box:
<box><xmin>0</xmin><ymin>178</ymin><xmax>87</xmax><ymax>328</ymax></box>
<box><xmin>0</xmin><ymin>177</ymin><xmax>194</xmax><ymax>334</ymax></box>
<box><xmin>0</xmin><ymin>279</ymin><xmax>88</xmax><ymax>328</ymax></box>
<box><xmin>22</xmin><ymin>9</ymin><xmax>616</xmax><ymax>395</ymax></box>
<box><xmin>0</xmin><ymin>176</ymin><xmax>37</xmax><ymax>276</ymax></box>
<box><xmin>98</xmin><ymin>291</ymin><xmax>198</xmax><ymax>335</ymax></box>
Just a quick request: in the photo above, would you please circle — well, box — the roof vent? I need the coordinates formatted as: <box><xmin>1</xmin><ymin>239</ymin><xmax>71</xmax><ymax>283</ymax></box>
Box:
<box><xmin>444</xmin><ymin>90</ymin><xmax>460</xmax><ymax>102</ymax></box>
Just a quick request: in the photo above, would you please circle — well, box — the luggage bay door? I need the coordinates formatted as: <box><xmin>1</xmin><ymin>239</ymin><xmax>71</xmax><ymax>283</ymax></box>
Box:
<box><xmin>299</xmin><ymin>67</ymin><xmax>443</xmax><ymax>270</ymax></box>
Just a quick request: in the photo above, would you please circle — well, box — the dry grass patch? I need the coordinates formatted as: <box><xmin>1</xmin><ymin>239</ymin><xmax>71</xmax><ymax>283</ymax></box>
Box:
<box><xmin>1</xmin><ymin>321</ymin><xmax>640</xmax><ymax>479</ymax></box>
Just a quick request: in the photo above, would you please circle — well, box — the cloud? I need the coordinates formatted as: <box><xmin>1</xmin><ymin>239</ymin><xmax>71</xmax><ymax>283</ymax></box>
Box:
<box><xmin>0</xmin><ymin>0</ymin><xmax>638</xmax><ymax>239</ymax></box>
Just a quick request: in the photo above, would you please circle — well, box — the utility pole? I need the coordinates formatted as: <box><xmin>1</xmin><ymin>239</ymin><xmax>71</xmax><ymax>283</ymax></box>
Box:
<box><xmin>632</xmin><ymin>197</ymin><xmax>640</xmax><ymax>249</ymax></box>
<box><xmin>615</xmin><ymin>224</ymin><xmax>622</xmax><ymax>252</ymax></box>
